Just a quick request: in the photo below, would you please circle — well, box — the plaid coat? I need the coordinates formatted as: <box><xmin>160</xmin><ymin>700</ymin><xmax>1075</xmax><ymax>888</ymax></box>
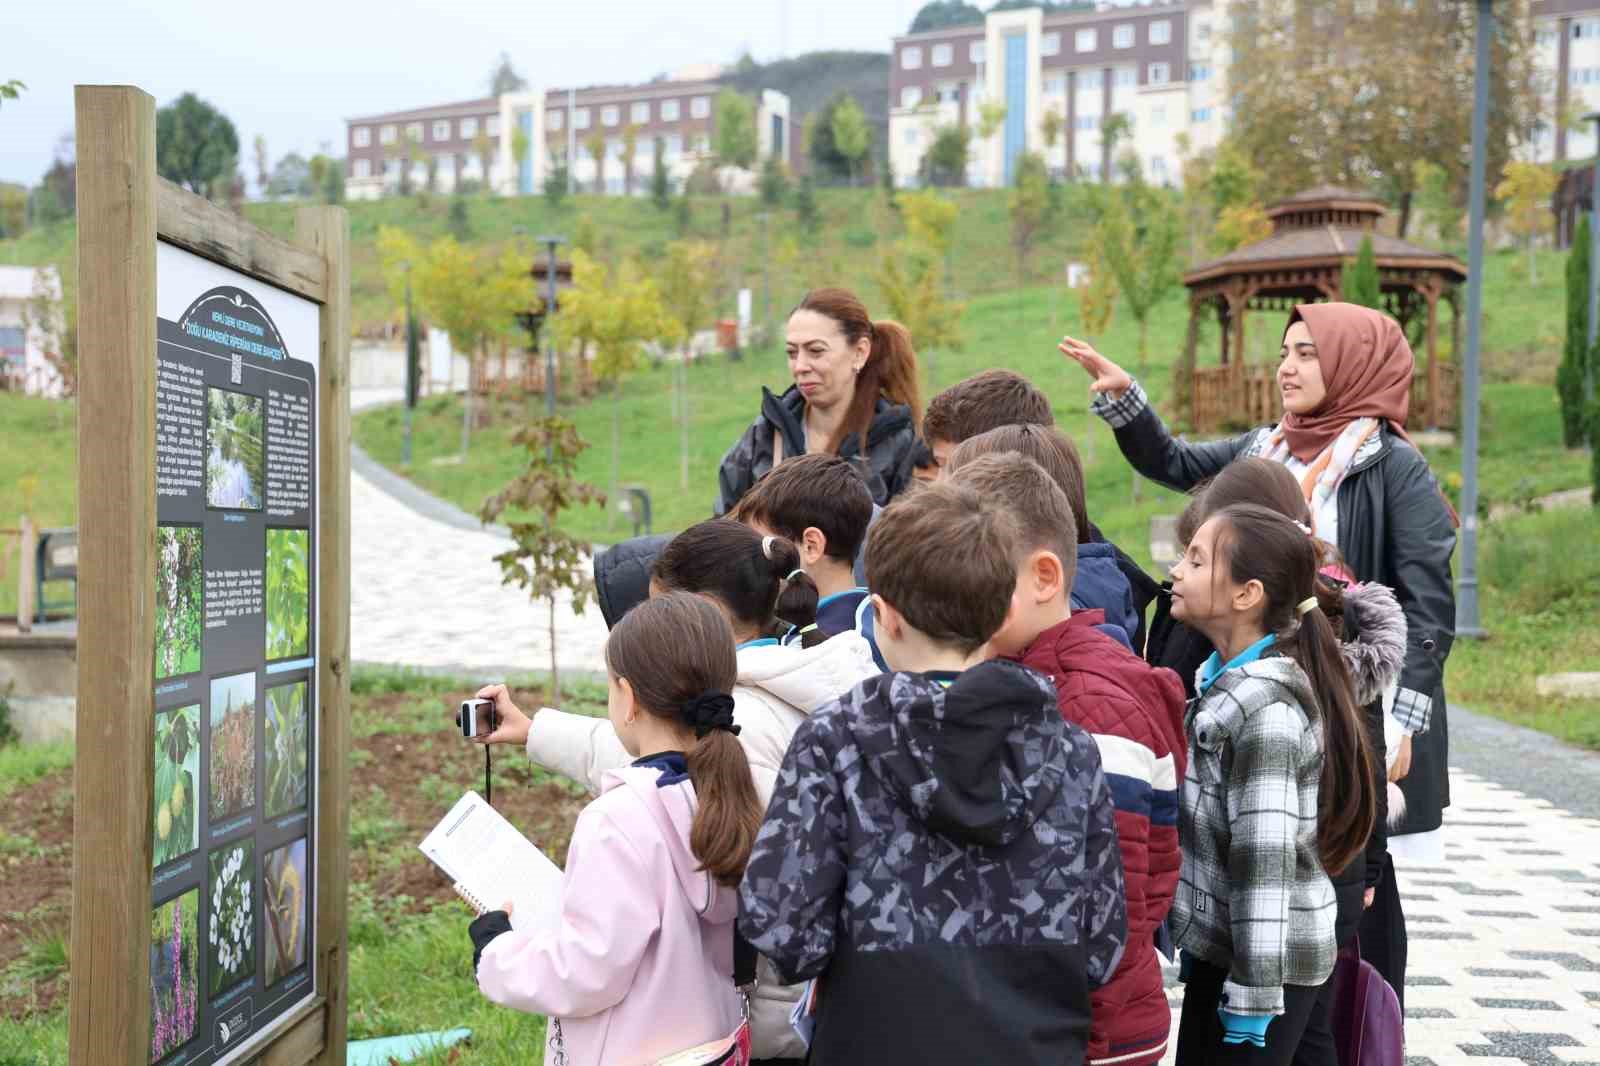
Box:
<box><xmin>1171</xmin><ymin>653</ymin><xmax>1336</xmax><ymax>1016</ymax></box>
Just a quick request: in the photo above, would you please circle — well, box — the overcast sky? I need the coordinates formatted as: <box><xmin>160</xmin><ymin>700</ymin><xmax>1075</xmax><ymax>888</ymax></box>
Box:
<box><xmin>0</xmin><ymin>0</ymin><xmax>911</xmax><ymax>186</ymax></box>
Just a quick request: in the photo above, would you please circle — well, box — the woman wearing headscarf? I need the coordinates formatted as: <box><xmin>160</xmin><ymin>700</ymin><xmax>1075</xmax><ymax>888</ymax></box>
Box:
<box><xmin>1060</xmin><ymin>302</ymin><xmax>1456</xmax><ymax>1016</ymax></box>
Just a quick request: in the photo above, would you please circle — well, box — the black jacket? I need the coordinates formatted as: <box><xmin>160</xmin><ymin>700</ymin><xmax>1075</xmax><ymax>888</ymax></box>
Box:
<box><xmin>739</xmin><ymin>663</ymin><xmax>1127</xmax><ymax>1065</ymax></box>
<box><xmin>1106</xmin><ymin>398</ymin><xmax>1455</xmax><ymax>835</ymax></box>
<box><xmin>714</xmin><ymin>385</ymin><xmax>919</xmax><ymax>516</ymax></box>
<box><xmin>593</xmin><ymin>533</ymin><xmax>673</xmax><ymax>629</ymax></box>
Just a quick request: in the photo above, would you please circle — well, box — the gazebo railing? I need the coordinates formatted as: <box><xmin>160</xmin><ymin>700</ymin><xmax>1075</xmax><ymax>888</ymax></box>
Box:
<box><xmin>1190</xmin><ymin>360</ymin><xmax>1459</xmax><ymax>435</ymax></box>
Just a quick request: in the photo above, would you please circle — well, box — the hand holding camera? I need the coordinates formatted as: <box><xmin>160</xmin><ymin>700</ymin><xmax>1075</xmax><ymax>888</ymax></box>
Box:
<box><xmin>457</xmin><ymin>683</ymin><xmax>534</xmax><ymax>747</ymax></box>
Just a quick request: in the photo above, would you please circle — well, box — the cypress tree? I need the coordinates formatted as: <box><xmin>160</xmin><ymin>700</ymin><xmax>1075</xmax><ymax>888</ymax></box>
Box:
<box><xmin>1560</xmin><ymin>215</ymin><xmax>1590</xmax><ymax>447</ymax></box>
<box><xmin>1341</xmin><ymin>235</ymin><xmax>1382</xmax><ymax>310</ymax></box>
<box><xmin>651</xmin><ymin>139</ymin><xmax>671</xmax><ymax>211</ymax></box>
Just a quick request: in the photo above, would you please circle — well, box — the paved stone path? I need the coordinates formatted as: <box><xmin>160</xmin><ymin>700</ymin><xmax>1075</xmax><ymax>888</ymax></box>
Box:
<box><xmin>348</xmin><ymin>420</ymin><xmax>1600</xmax><ymax>1062</ymax></box>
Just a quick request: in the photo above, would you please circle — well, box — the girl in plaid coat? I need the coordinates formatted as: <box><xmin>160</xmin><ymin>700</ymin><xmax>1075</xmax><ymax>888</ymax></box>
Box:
<box><xmin>1167</xmin><ymin>504</ymin><xmax>1379</xmax><ymax>1065</ymax></box>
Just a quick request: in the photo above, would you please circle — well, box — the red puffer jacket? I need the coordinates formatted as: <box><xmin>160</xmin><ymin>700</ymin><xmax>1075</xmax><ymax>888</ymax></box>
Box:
<box><xmin>1014</xmin><ymin>611</ymin><xmax>1187</xmax><ymax>1066</ymax></box>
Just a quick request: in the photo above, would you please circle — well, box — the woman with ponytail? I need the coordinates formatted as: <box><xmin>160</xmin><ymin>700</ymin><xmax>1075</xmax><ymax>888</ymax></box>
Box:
<box><xmin>1166</xmin><ymin>503</ymin><xmax>1377</xmax><ymax>1064</ymax></box>
<box><xmin>470</xmin><ymin>593</ymin><xmax>759</xmax><ymax>1066</ymax></box>
<box><xmin>475</xmin><ymin>518</ymin><xmax>878</xmax><ymax>1062</ymax></box>
<box><xmin>715</xmin><ymin>286</ymin><xmax>923</xmax><ymax>515</ymax></box>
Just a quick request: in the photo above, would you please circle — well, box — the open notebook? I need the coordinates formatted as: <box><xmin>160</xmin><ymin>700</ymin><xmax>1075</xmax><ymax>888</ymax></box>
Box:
<box><xmin>417</xmin><ymin>791</ymin><xmax>564</xmax><ymax>930</ymax></box>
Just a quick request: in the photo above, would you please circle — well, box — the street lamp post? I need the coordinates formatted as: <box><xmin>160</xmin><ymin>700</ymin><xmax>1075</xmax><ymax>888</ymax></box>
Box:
<box><xmin>1587</xmin><ymin>111</ymin><xmax>1600</xmax><ymax>409</ymax></box>
<box><xmin>1456</xmin><ymin>0</ymin><xmax>1493</xmax><ymax>639</ymax></box>
<box><xmin>402</xmin><ymin>262</ymin><xmax>415</xmax><ymax>466</ymax></box>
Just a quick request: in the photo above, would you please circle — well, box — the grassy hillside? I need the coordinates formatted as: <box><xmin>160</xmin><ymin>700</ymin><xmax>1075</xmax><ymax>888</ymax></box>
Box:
<box><xmin>0</xmin><ymin>394</ymin><xmax>76</xmax><ymax>618</ymax></box>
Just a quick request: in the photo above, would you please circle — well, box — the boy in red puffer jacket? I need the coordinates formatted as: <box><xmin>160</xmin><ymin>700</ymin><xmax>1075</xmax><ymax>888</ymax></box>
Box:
<box><xmin>949</xmin><ymin>451</ymin><xmax>1187</xmax><ymax>1066</ymax></box>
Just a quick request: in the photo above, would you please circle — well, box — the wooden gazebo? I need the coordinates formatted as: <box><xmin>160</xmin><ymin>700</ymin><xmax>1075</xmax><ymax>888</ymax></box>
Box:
<box><xmin>1179</xmin><ymin>185</ymin><xmax>1468</xmax><ymax>433</ymax></box>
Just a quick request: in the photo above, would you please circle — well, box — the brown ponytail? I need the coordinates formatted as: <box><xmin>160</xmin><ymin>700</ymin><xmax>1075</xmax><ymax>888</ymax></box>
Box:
<box><xmin>603</xmin><ymin>592</ymin><xmax>763</xmax><ymax>887</ymax></box>
<box><xmin>1211</xmin><ymin>504</ymin><xmax>1378</xmax><ymax>877</ymax></box>
<box><xmin>654</xmin><ymin>518</ymin><xmax>820</xmax><ymax>642</ymax></box>
<box><xmin>792</xmin><ymin>288</ymin><xmax>923</xmax><ymax>456</ymax></box>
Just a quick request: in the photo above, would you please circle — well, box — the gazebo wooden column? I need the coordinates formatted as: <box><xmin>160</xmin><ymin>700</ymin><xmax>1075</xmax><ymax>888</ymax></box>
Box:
<box><xmin>1423</xmin><ymin>279</ymin><xmax>1441</xmax><ymax>429</ymax></box>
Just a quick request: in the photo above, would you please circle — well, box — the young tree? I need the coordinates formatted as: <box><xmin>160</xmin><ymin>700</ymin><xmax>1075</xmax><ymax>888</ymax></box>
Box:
<box><xmin>544</xmin><ymin>150</ymin><xmax>570</xmax><ymax>208</ymax></box>
<box><xmin>1099</xmin><ymin>113</ymin><xmax>1132</xmax><ymax>180</ymax></box>
<box><xmin>620</xmin><ymin>124</ymin><xmax>640</xmax><ymax>197</ymax></box>
<box><xmin>585</xmin><ymin>132</ymin><xmax>607</xmax><ymax>195</ymax></box>
<box><xmin>921</xmin><ymin>124</ymin><xmax>970</xmax><ymax>187</ymax></box>
<box><xmin>879</xmin><ymin>190</ymin><xmax>963</xmax><ymax>389</ymax></box>
<box><xmin>976</xmin><ymin>101</ymin><xmax>1007</xmax><ymax>143</ymax></box>
<box><xmin>1560</xmin><ymin>215</ymin><xmax>1591</xmax><ymax>447</ymax></box>
<box><xmin>252</xmin><ymin>135</ymin><xmax>269</xmax><ymax>197</ymax></box>
<box><xmin>266</xmin><ymin>153</ymin><xmax>311</xmax><ymax>199</ymax></box>
<box><xmin>1495</xmin><ymin>160</ymin><xmax>1558</xmax><ymax>283</ymax></box>
<box><xmin>480</xmin><ymin>417</ymin><xmax>603</xmax><ymax>701</ymax></box>
<box><xmin>1342</xmin><ymin>235</ymin><xmax>1382</xmax><ymax>310</ymax></box>
<box><xmin>1040</xmin><ymin>107</ymin><xmax>1065</xmax><ymax>178</ymax></box>
<box><xmin>714</xmin><ymin>89</ymin><xmax>759</xmax><ymax>176</ymax></box>
<box><xmin>449</xmin><ymin>196</ymin><xmax>472</xmax><ymax>240</ymax></box>
<box><xmin>156</xmin><ymin>93</ymin><xmax>240</xmax><ymax>197</ymax></box>
<box><xmin>320</xmin><ymin>156</ymin><xmax>344</xmax><ymax>204</ymax></box>
<box><xmin>793</xmin><ymin>174</ymin><xmax>819</xmax><ymax>227</ymax></box>
<box><xmin>511</xmin><ymin>126</ymin><xmax>532</xmax><ymax>194</ymax></box>
<box><xmin>1010</xmin><ymin>151</ymin><xmax>1053</xmax><ymax>281</ymax></box>
<box><xmin>675</xmin><ymin>193</ymin><xmax>693</xmax><ymax>236</ymax></box>
<box><xmin>1090</xmin><ymin>182</ymin><xmax>1180</xmax><ymax>378</ymax></box>
<box><xmin>0</xmin><ymin>79</ymin><xmax>23</xmax><ymax>108</ymax></box>
<box><xmin>487</xmin><ymin>52</ymin><xmax>529</xmax><ymax>96</ymax></box>
<box><xmin>759</xmin><ymin>154</ymin><xmax>788</xmax><ymax>206</ymax></box>
<box><xmin>651</xmin><ymin>138</ymin><xmax>671</xmax><ymax>209</ymax></box>
<box><xmin>1412</xmin><ymin>159</ymin><xmax>1463</xmax><ymax>250</ymax></box>
<box><xmin>656</xmin><ymin>241</ymin><xmax>719</xmax><ymax>489</ymax></box>
<box><xmin>473</xmin><ymin>131</ymin><xmax>496</xmax><ymax>195</ymax></box>
<box><xmin>831</xmin><ymin>95</ymin><xmax>871</xmax><ymax>186</ymax></box>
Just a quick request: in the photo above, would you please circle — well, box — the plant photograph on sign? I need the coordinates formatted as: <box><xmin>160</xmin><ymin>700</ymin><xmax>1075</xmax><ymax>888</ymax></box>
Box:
<box><xmin>265</xmin><ymin>528</ymin><xmax>309</xmax><ymax>660</ymax></box>
<box><xmin>263</xmin><ymin>837</ymin><xmax>308</xmax><ymax>985</ymax></box>
<box><xmin>209</xmin><ymin>672</ymin><xmax>257</xmax><ymax>820</ymax></box>
<box><xmin>150</xmin><ymin>887</ymin><xmax>199</xmax><ymax>1063</ymax></box>
<box><xmin>155</xmin><ymin>525</ymin><xmax>202</xmax><ymax>679</ymax></box>
<box><xmin>265</xmin><ymin>681</ymin><xmax>308</xmax><ymax>817</ymax></box>
<box><xmin>152</xmin><ymin>703</ymin><xmax>200</xmax><ymax>868</ymax></box>
<box><xmin>208</xmin><ymin>840</ymin><xmax>255</xmax><ymax>997</ymax></box>
<box><xmin>206</xmin><ymin>386</ymin><xmax>264</xmax><ymax>510</ymax></box>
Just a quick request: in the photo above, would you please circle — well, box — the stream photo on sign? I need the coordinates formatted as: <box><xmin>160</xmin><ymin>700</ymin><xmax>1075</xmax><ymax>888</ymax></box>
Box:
<box><xmin>206</xmin><ymin>387</ymin><xmax>264</xmax><ymax>510</ymax></box>
<box><xmin>265</xmin><ymin>529</ymin><xmax>309</xmax><ymax>661</ymax></box>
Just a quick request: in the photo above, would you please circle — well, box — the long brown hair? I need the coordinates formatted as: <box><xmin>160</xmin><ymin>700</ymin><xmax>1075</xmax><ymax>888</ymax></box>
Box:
<box><xmin>1209</xmin><ymin>504</ymin><xmax>1377</xmax><ymax>876</ymax></box>
<box><xmin>653</xmin><ymin>518</ymin><xmax>822</xmax><ymax>646</ymax></box>
<box><xmin>603</xmin><ymin>592</ymin><xmax>762</xmax><ymax>887</ymax></box>
<box><xmin>792</xmin><ymin>287</ymin><xmax>923</xmax><ymax>453</ymax></box>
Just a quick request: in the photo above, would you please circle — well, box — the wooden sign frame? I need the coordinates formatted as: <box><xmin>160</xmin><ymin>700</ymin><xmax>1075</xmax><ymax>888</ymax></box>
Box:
<box><xmin>70</xmin><ymin>84</ymin><xmax>350</xmax><ymax>1066</ymax></box>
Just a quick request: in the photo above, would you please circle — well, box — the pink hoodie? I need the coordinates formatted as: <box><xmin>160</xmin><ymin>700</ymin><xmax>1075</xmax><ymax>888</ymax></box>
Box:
<box><xmin>475</xmin><ymin>765</ymin><xmax>742</xmax><ymax>1066</ymax></box>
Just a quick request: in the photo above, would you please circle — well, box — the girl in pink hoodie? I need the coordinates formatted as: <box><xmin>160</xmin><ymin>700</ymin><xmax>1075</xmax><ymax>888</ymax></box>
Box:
<box><xmin>469</xmin><ymin>592</ymin><xmax>763</xmax><ymax>1066</ymax></box>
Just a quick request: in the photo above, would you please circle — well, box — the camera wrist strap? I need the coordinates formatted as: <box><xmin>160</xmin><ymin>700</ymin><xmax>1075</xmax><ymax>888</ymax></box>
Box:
<box><xmin>485</xmin><ymin>745</ymin><xmax>492</xmax><ymax>806</ymax></box>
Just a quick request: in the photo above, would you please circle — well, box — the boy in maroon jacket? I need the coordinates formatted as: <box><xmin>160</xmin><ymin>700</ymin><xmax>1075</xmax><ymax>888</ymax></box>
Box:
<box><xmin>949</xmin><ymin>451</ymin><xmax>1187</xmax><ymax>1066</ymax></box>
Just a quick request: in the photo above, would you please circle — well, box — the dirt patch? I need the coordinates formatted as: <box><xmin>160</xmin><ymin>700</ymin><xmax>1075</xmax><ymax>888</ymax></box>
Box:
<box><xmin>0</xmin><ymin>686</ymin><xmax>593</xmax><ymax>1023</ymax></box>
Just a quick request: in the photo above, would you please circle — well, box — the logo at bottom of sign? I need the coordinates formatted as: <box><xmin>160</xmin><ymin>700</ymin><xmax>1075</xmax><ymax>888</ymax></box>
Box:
<box><xmin>216</xmin><ymin>999</ymin><xmax>254</xmax><ymax>1051</ymax></box>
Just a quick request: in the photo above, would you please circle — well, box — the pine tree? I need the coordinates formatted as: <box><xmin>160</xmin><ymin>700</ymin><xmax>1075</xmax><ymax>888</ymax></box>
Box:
<box><xmin>651</xmin><ymin>138</ymin><xmax>671</xmax><ymax>210</ymax></box>
<box><xmin>1342</xmin><ymin>235</ymin><xmax>1382</xmax><ymax>310</ymax></box>
<box><xmin>794</xmin><ymin>175</ymin><xmax>819</xmax><ymax>228</ymax></box>
<box><xmin>1560</xmin><ymin>215</ymin><xmax>1591</xmax><ymax>447</ymax></box>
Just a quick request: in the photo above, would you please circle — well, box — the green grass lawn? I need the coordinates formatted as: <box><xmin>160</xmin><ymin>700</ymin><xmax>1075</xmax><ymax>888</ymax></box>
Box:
<box><xmin>0</xmin><ymin>393</ymin><xmax>77</xmax><ymax>618</ymax></box>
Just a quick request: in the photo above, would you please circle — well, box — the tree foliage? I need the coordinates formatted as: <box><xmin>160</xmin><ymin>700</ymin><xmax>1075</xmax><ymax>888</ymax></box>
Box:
<box><xmin>651</xmin><ymin>139</ymin><xmax>671</xmax><ymax>209</ymax></box>
<box><xmin>1214</xmin><ymin>202</ymin><xmax>1273</xmax><ymax>253</ymax></box>
<box><xmin>1009</xmin><ymin>151</ymin><xmax>1054</xmax><ymax>280</ymax></box>
<box><xmin>0</xmin><ymin>79</ymin><xmax>23</xmax><ymax>109</ymax></box>
<box><xmin>878</xmin><ymin>191</ymin><xmax>964</xmax><ymax>374</ymax></box>
<box><xmin>152</xmin><ymin>704</ymin><xmax>199</xmax><ymax>867</ymax></box>
<box><xmin>585</xmin><ymin>132</ymin><xmax>607</xmax><ymax>194</ymax></box>
<box><xmin>157</xmin><ymin>93</ymin><xmax>240</xmax><ymax>198</ymax></box>
<box><xmin>922</xmin><ymin>124</ymin><xmax>970</xmax><ymax>187</ymax></box>
<box><xmin>545</xmin><ymin>150</ymin><xmax>571</xmax><ymax>208</ymax></box>
<box><xmin>1342</xmin><ymin>235</ymin><xmax>1382</xmax><ymax>310</ymax></box>
<box><xmin>1088</xmin><ymin>176</ymin><xmax>1181</xmax><ymax>376</ymax></box>
<box><xmin>656</xmin><ymin>241</ymin><xmax>720</xmax><ymax>489</ymax></box>
<box><xmin>714</xmin><ymin>89</ymin><xmax>759</xmax><ymax>172</ymax></box>
<box><xmin>488</xmin><ymin>52</ymin><xmax>528</xmax><ymax>96</ymax></box>
<box><xmin>1560</xmin><ymin>215</ymin><xmax>1591</xmax><ymax>447</ymax></box>
<box><xmin>267</xmin><ymin>152</ymin><xmax>312</xmax><ymax>199</ymax></box>
<box><xmin>908</xmin><ymin>0</ymin><xmax>983</xmax><ymax>33</ymax></box>
<box><xmin>1412</xmin><ymin>160</ymin><xmax>1463</xmax><ymax>251</ymax></box>
<box><xmin>1495</xmin><ymin>160</ymin><xmax>1558</xmax><ymax>284</ymax></box>
<box><xmin>794</xmin><ymin>174</ymin><xmax>819</xmax><ymax>227</ymax></box>
<box><xmin>831</xmin><ymin>94</ymin><xmax>872</xmax><ymax>186</ymax></box>
<box><xmin>265</xmin><ymin>528</ymin><xmax>309</xmax><ymax>660</ymax></box>
<box><xmin>760</xmin><ymin>154</ymin><xmax>789</xmax><ymax>206</ymax></box>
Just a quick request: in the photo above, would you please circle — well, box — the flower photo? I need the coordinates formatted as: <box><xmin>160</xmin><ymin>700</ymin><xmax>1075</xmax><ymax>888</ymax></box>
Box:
<box><xmin>263</xmin><ymin>837</ymin><xmax>308</xmax><ymax>985</ymax></box>
<box><xmin>209</xmin><ymin>672</ymin><xmax>257</xmax><ymax>820</ymax></box>
<box><xmin>150</xmin><ymin>888</ymin><xmax>199</xmax><ymax>1063</ymax></box>
<box><xmin>208</xmin><ymin>840</ymin><xmax>255</xmax><ymax>997</ymax></box>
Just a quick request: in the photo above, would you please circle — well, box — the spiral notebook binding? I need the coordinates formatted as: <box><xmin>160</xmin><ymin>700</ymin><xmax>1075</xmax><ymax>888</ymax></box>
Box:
<box><xmin>453</xmin><ymin>881</ymin><xmax>489</xmax><ymax>915</ymax></box>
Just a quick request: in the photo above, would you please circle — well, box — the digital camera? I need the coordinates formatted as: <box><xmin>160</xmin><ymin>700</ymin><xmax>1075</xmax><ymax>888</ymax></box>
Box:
<box><xmin>459</xmin><ymin>698</ymin><xmax>498</xmax><ymax>738</ymax></box>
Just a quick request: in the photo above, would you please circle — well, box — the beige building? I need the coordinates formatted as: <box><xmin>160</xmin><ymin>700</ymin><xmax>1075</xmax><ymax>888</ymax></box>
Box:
<box><xmin>0</xmin><ymin>266</ymin><xmax>65</xmax><ymax>399</ymax></box>
<box><xmin>1531</xmin><ymin>1</ymin><xmax>1600</xmax><ymax>163</ymax></box>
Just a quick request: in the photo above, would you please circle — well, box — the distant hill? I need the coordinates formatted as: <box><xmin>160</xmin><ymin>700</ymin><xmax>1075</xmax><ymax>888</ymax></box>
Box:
<box><xmin>719</xmin><ymin>51</ymin><xmax>890</xmax><ymax>178</ymax></box>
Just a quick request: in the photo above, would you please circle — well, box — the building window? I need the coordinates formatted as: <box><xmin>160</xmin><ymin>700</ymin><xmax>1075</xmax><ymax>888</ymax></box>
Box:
<box><xmin>384</xmin><ymin>159</ymin><xmax>400</xmax><ymax>179</ymax></box>
<box><xmin>1197</xmin><ymin>19</ymin><xmax>1211</xmax><ymax>42</ymax></box>
<box><xmin>691</xmin><ymin>95</ymin><xmax>710</xmax><ymax>118</ymax></box>
<box><xmin>1114</xmin><ymin>24</ymin><xmax>1134</xmax><ymax>48</ymax></box>
<box><xmin>1537</xmin><ymin>28</ymin><xmax>1558</xmax><ymax>48</ymax></box>
<box><xmin>607</xmin><ymin>138</ymin><xmax>623</xmax><ymax>161</ymax></box>
<box><xmin>665</xmin><ymin>134</ymin><xmax>682</xmax><ymax>158</ymax></box>
<box><xmin>1577</xmin><ymin>18</ymin><xmax>1600</xmax><ymax>39</ymax></box>
<box><xmin>901</xmin><ymin>86</ymin><xmax>923</xmax><ymax>108</ymax></box>
<box><xmin>548</xmin><ymin>110</ymin><xmax>564</xmax><ymax>131</ymax></box>
<box><xmin>406</xmin><ymin>122</ymin><xmax>423</xmax><ymax>143</ymax></box>
<box><xmin>1075</xmin><ymin>115</ymin><xmax>1098</xmax><ymax>131</ymax></box>
<box><xmin>352</xmin><ymin>158</ymin><xmax>371</xmax><ymax>178</ymax></box>
<box><xmin>1151</xmin><ymin>155</ymin><xmax>1168</xmax><ymax>180</ymax></box>
<box><xmin>1148</xmin><ymin>62</ymin><xmax>1170</xmax><ymax>85</ymax></box>
<box><xmin>1152</xmin><ymin>105</ymin><xmax>1166</xmax><ymax>125</ymax></box>
<box><xmin>353</xmin><ymin>126</ymin><xmax>371</xmax><ymax>148</ymax></box>
<box><xmin>904</xmin><ymin>126</ymin><xmax>919</xmax><ymax>146</ymax></box>
<box><xmin>1114</xmin><ymin>66</ymin><xmax>1137</xmax><ymax>87</ymax></box>
<box><xmin>969</xmin><ymin>40</ymin><xmax>986</xmax><ymax>64</ymax></box>
<box><xmin>601</xmin><ymin>105</ymin><xmax>619</xmax><ymax>127</ymax></box>
<box><xmin>1150</xmin><ymin>19</ymin><xmax>1172</xmax><ymax>45</ymax></box>
<box><xmin>937</xmin><ymin>82</ymin><xmax>961</xmax><ymax>103</ymax></box>
<box><xmin>1075</xmin><ymin>28</ymin><xmax>1097</xmax><ymax>52</ymax></box>
<box><xmin>662</xmin><ymin>98</ymin><xmax>681</xmax><ymax>121</ymax></box>
<box><xmin>932</xmin><ymin>43</ymin><xmax>953</xmax><ymax>67</ymax></box>
<box><xmin>1189</xmin><ymin>63</ymin><xmax>1211</xmax><ymax>82</ymax></box>
<box><xmin>902</xmin><ymin>45</ymin><xmax>923</xmax><ymax>69</ymax></box>
<box><xmin>379</xmin><ymin>124</ymin><xmax>396</xmax><ymax>145</ymax></box>
<box><xmin>462</xmin><ymin>117</ymin><xmax>478</xmax><ymax>138</ymax></box>
<box><xmin>632</xmin><ymin>101</ymin><xmax>650</xmax><ymax>123</ymax></box>
<box><xmin>1044</xmin><ymin>76</ymin><xmax>1065</xmax><ymax>96</ymax></box>
<box><xmin>1191</xmin><ymin>107</ymin><xmax>1215</xmax><ymax>122</ymax></box>
<box><xmin>486</xmin><ymin>115</ymin><xmax>499</xmax><ymax>136</ymax></box>
<box><xmin>1042</xmin><ymin>32</ymin><xmax>1061</xmax><ymax>56</ymax></box>
<box><xmin>432</xmin><ymin>120</ymin><xmax>450</xmax><ymax>141</ymax></box>
<box><xmin>573</xmin><ymin>107</ymin><xmax>591</xmax><ymax>130</ymax></box>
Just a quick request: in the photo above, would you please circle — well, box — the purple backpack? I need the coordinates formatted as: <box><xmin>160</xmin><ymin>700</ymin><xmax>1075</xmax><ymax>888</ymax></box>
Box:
<box><xmin>1329</xmin><ymin>940</ymin><xmax>1404</xmax><ymax>1066</ymax></box>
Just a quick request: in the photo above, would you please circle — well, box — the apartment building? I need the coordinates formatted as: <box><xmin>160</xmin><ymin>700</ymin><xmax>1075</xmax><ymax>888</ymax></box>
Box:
<box><xmin>888</xmin><ymin>0</ymin><xmax>1227</xmax><ymax>188</ymax></box>
<box><xmin>346</xmin><ymin>77</ymin><xmax>790</xmax><ymax>200</ymax></box>
<box><xmin>1532</xmin><ymin>0</ymin><xmax>1600</xmax><ymax>163</ymax></box>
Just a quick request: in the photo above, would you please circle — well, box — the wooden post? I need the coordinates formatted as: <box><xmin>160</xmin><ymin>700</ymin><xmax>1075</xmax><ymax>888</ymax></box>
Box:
<box><xmin>296</xmin><ymin>206</ymin><xmax>351</xmax><ymax>1066</ymax></box>
<box><xmin>1425</xmin><ymin>285</ymin><xmax>1441</xmax><ymax>429</ymax></box>
<box><xmin>17</xmin><ymin>515</ymin><xmax>35</xmax><ymax>632</ymax></box>
<box><xmin>70</xmin><ymin>84</ymin><xmax>159</xmax><ymax>1066</ymax></box>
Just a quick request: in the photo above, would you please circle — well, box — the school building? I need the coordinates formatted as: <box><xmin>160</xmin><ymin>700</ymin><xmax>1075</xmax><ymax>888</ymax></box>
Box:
<box><xmin>344</xmin><ymin>75</ymin><xmax>791</xmax><ymax>200</ymax></box>
<box><xmin>1533</xmin><ymin>0</ymin><xmax>1600</xmax><ymax>164</ymax></box>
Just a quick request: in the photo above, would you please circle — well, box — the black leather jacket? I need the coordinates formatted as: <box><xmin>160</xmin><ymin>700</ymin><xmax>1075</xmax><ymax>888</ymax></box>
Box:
<box><xmin>714</xmin><ymin>385</ymin><xmax>919</xmax><ymax>516</ymax></box>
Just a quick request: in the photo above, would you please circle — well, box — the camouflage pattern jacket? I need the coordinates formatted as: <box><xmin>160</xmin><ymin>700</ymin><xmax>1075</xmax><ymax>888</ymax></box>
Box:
<box><xmin>738</xmin><ymin>661</ymin><xmax>1128</xmax><ymax>1065</ymax></box>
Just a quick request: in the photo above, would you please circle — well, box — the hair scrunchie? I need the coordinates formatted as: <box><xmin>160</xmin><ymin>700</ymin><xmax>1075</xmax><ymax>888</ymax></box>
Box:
<box><xmin>680</xmin><ymin>690</ymin><xmax>740</xmax><ymax>739</ymax></box>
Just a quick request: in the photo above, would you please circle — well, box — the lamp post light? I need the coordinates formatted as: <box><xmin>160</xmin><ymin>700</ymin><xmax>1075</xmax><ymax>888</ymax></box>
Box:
<box><xmin>1456</xmin><ymin>0</ymin><xmax>1493</xmax><ymax>640</ymax></box>
<box><xmin>1586</xmin><ymin>111</ymin><xmax>1600</xmax><ymax>409</ymax></box>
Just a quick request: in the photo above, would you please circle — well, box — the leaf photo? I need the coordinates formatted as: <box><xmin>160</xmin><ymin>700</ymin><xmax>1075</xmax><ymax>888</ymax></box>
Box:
<box><xmin>265</xmin><ymin>681</ymin><xmax>308</xmax><ymax>817</ymax></box>
<box><xmin>152</xmin><ymin>703</ymin><xmax>200</xmax><ymax>869</ymax></box>
<box><xmin>209</xmin><ymin>672</ymin><xmax>256</xmax><ymax>821</ymax></box>
<box><xmin>263</xmin><ymin>837</ymin><xmax>308</xmax><ymax>986</ymax></box>
<box><xmin>149</xmin><ymin>888</ymin><xmax>199</xmax><ymax>1063</ymax></box>
<box><xmin>206</xmin><ymin>387</ymin><xmax>264</xmax><ymax>510</ymax></box>
<box><xmin>155</xmin><ymin>525</ymin><xmax>203</xmax><ymax>679</ymax></box>
<box><xmin>208</xmin><ymin>840</ymin><xmax>255</xmax><ymax>997</ymax></box>
<box><xmin>265</xmin><ymin>528</ymin><xmax>309</xmax><ymax>660</ymax></box>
